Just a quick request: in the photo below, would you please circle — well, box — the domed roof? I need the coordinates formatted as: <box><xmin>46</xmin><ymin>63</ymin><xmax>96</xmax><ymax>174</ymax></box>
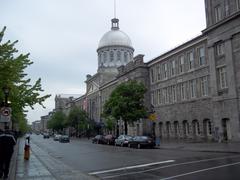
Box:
<box><xmin>98</xmin><ymin>18</ymin><xmax>133</xmax><ymax>49</ymax></box>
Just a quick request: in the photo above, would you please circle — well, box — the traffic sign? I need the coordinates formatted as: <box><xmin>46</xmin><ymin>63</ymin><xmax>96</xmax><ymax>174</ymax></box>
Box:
<box><xmin>1</xmin><ymin>107</ymin><xmax>11</xmax><ymax>116</ymax></box>
<box><xmin>148</xmin><ymin>113</ymin><xmax>157</xmax><ymax>121</ymax></box>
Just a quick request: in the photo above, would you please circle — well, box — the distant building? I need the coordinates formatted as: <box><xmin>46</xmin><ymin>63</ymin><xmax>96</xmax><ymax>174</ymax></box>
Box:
<box><xmin>32</xmin><ymin>120</ymin><xmax>41</xmax><ymax>132</ymax></box>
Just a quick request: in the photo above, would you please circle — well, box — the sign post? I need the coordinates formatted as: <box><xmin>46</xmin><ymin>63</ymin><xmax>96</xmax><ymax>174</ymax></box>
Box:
<box><xmin>0</xmin><ymin>107</ymin><xmax>11</xmax><ymax>123</ymax></box>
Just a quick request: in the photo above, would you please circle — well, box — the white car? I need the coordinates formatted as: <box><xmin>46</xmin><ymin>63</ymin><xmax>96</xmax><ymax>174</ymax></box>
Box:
<box><xmin>53</xmin><ymin>134</ymin><xmax>61</xmax><ymax>141</ymax></box>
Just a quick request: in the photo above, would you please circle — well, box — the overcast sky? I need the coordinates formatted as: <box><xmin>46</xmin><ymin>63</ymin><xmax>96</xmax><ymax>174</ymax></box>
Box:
<box><xmin>0</xmin><ymin>0</ymin><xmax>206</xmax><ymax>123</ymax></box>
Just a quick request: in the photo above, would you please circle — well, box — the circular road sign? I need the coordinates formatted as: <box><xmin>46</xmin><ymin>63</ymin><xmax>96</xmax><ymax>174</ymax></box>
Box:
<box><xmin>1</xmin><ymin>107</ymin><xmax>10</xmax><ymax>116</ymax></box>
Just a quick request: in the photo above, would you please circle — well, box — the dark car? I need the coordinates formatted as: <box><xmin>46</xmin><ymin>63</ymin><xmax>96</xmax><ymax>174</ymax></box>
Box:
<box><xmin>43</xmin><ymin>133</ymin><xmax>50</xmax><ymax>139</ymax></box>
<box><xmin>128</xmin><ymin>136</ymin><xmax>155</xmax><ymax>149</ymax></box>
<box><xmin>104</xmin><ymin>134</ymin><xmax>116</xmax><ymax>145</ymax></box>
<box><xmin>92</xmin><ymin>135</ymin><xmax>105</xmax><ymax>144</ymax></box>
<box><xmin>59</xmin><ymin>135</ymin><xmax>70</xmax><ymax>143</ymax></box>
<box><xmin>115</xmin><ymin>135</ymin><xmax>133</xmax><ymax>147</ymax></box>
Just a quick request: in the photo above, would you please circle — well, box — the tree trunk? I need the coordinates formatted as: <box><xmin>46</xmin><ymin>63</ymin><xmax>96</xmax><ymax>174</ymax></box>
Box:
<box><xmin>124</xmin><ymin>120</ymin><xmax>128</xmax><ymax>135</ymax></box>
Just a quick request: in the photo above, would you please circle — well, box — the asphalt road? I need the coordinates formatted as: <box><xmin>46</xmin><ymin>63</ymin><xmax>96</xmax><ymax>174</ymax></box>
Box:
<box><xmin>31</xmin><ymin>134</ymin><xmax>240</xmax><ymax>180</ymax></box>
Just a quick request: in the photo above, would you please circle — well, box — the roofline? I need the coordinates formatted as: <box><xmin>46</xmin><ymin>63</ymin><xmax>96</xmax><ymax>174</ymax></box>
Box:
<box><xmin>99</xmin><ymin>78</ymin><xmax>118</xmax><ymax>90</ymax></box>
<box><xmin>97</xmin><ymin>45</ymin><xmax>134</xmax><ymax>52</ymax></box>
<box><xmin>147</xmin><ymin>34</ymin><xmax>207</xmax><ymax>66</ymax></box>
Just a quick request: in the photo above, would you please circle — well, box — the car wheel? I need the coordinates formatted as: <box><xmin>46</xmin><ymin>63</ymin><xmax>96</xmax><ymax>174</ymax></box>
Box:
<box><xmin>137</xmin><ymin>144</ymin><xmax>141</xmax><ymax>149</ymax></box>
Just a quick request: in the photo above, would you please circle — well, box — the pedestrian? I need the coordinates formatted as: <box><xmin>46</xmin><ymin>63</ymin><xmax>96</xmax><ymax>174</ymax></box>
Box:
<box><xmin>0</xmin><ymin>126</ymin><xmax>16</xmax><ymax>179</ymax></box>
<box><xmin>24</xmin><ymin>134</ymin><xmax>30</xmax><ymax>160</ymax></box>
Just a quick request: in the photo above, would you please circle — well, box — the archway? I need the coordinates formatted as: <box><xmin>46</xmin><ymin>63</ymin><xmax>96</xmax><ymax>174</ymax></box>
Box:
<box><xmin>192</xmin><ymin>120</ymin><xmax>200</xmax><ymax>137</ymax></box>
<box><xmin>182</xmin><ymin>120</ymin><xmax>189</xmax><ymax>138</ymax></box>
<box><xmin>222</xmin><ymin>118</ymin><xmax>230</xmax><ymax>141</ymax></box>
<box><xmin>158</xmin><ymin>122</ymin><xmax>163</xmax><ymax>138</ymax></box>
<box><xmin>203</xmin><ymin>119</ymin><xmax>212</xmax><ymax>139</ymax></box>
<box><xmin>173</xmin><ymin>121</ymin><xmax>179</xmax><ymax>138</ymax></box>
<box><xmin>166</xmin><ymin>121</ymin><xmax>171</xmax><ymax>138</ymax></box>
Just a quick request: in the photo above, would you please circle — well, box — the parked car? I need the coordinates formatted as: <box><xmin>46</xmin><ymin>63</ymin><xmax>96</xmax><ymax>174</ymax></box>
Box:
<box><xmin>128</xmin><ymin>136</ymin><xmax>155</xmax><ymax>149</ymax></box>
<box><xmin>103</xmin><ymin>134</ymin><xmax>116</xmax><ymax>145</ymax></box>
<box><xmin>115</xmin><ymin>135</ymin><xmax>133</xmax><ymax>147</ymax></box>
<box><xmin>92</xmin><ymin>135</ymin><xmax>105</xmax><ymax>144</ymax></box>
<box><xmin>53</xmin><ymin>134</ymin><xmax>61</xmax><ymax>141</ymax></box>
<box><xmin>59</xmin><ymin>135</ymin><xmax>70</xmax><ymax>143</ymax></box>
<box><xmin>43</xmin><ymin>133</ymin><xmax>50</xmax><ymax>139</ymax></box>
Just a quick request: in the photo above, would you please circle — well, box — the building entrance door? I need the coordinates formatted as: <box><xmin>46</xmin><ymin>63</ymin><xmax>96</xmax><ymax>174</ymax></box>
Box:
<box><xmin>222</xmin><ymin>118</ymin><xmax>230</xmax><ymax>141</ymax></box>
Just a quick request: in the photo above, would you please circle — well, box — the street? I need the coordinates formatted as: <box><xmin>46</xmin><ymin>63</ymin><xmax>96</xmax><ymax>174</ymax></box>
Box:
<box><xmin>29</xmin><ymin>134</ymin><xmax>240</xmax><ymax>180</ymax></box>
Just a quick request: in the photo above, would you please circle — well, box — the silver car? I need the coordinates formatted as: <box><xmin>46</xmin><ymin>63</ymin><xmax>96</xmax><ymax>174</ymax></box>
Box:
<box><xmin>115</xmin><ymin>135</ymin><xmax>133</xmax><ymax>147</ymax></box>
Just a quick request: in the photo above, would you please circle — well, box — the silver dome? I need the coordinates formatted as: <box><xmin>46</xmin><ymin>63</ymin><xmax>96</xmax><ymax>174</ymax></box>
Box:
<box><xmin>98</xmin><ymin>29</ymin><xmax>133</xmax><ymax>49</ymax></box>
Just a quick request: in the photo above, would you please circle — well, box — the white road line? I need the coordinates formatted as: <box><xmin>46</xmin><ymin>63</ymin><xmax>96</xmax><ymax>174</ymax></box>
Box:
<box><xmin>161</xmin><ymin>161</ymin><xmax>240</xmax><ymax>180</ymax></box>
<box><xmin>101</xmin><ymin>155</ymin><xmax>240</xmax><ymax>179</ymax></box>
<box><xmin>88</xmin><ymin>160</ymin><xmax>175</xmax><ymax>175</ymax></box>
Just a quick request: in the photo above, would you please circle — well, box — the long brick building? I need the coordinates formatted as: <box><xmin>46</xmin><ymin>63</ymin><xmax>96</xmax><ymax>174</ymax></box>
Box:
<box><xmin>59</xmin><ymin>0</ymin><xmax>240</xmax><ymax>142</ymax></box>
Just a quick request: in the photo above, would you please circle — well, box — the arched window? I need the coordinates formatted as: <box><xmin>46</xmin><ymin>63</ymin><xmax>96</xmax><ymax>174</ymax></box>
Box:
<box><xmin>103</xmin><ymin>52</ymin><xmax>107</xmax><ymax>63</ymax></box>
<box><xmin>124</xmin><ymin>52</ymin><xmax>128</xmax><ymax>62</ymax></box>
<box><xmin>192</xmin><ymin>120</ymin><xmax>200</xmax><ymax>135</ymax></box>
<box><xmin>110</xmin><ymin>51</ymin><xmax>114</xmax><ymax>62</ymax></box>
<box><xmin>117</xmin><ymin>51</ymin><xmax>121</xmax><ymax>62</ymax></box>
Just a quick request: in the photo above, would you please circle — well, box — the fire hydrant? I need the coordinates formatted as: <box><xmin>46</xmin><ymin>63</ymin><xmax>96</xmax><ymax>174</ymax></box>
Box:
<box><xmin>24</xmin><ymin>135</ymin><xmax>30</xmax><ymax>160</ymax></box>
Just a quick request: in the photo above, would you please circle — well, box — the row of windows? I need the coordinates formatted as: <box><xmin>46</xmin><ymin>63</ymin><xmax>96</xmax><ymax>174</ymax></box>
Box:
<box><xmin>150</xmin><ymin>46</ymin><xmax>206</xmax><ymax>83</ymax></box>
<box><xmin>157</xmin><ymin>119</ymin><xmax>212</xmax><ymax>137</ymax></box>
<box><xmin>151</xmin><ymin>76</ymin><xmax>209</xmax><ymax>106</ymax></box>
<box><xmin>99</xmin><ymin>50</ymin><xmax>133</xmax><ymax>63</ymax></box>
<box><xmin>214</xmin><ymin>0</ymin><xmax>240</xmax><ymax>23</ymax></box>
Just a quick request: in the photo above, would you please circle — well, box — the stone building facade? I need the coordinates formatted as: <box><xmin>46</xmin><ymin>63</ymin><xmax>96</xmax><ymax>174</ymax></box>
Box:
<box><xmin>65</xmin><ymin>0</ymin><xmax>240</xmax><ymax>141</ymax></box>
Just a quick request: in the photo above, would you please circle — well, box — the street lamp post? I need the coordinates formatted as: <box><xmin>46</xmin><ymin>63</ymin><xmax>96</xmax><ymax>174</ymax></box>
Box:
<box><xmin>116</xmin><ymin>120</ymin><xmax>119</xmax><ymax>137</ymax></box>
<box><xmin>1</xmin><ymin>86</ymin><xmax>10</xmax><ymax>129</ymax></box>
<box><xmin>2</xmin><ymin>86</ymin><xmax>10</xmax><ymax>106</ymax></box>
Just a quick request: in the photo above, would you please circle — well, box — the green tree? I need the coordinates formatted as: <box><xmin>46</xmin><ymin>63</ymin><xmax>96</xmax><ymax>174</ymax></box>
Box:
<box><xmin>103</xmin><ymin>116</ymin><xmax>116</xmax><ymax>133</ymax></box>
<box><xmin>0</xmin><ymin>27</ymin><xmax>50</xmax><ymax>132</ymax></box>
<box><xmin>47</xmin><ymin>111</ymin><xmax>66</xmax><ymax>132</ymax></box>
<box><xmin>103</xmin><ymin>80</ymin><xmax>147</xmax><ymax>135</ymax></box>
<box><xmin>66</xmin><ymin>107</ymin><xmax>88</xmax><ymax>136</ymax></box>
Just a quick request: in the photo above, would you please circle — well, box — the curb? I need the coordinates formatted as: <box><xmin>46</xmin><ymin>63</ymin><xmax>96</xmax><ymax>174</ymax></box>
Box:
<box><xmin>9</xmin><ymin>139</ymin><xmax>20</xmax><ymax>180</ymax></box>
<box><xmin>159</xmin><ymin>146</ymin><xmax>240</xmax><ymax>154</ymax></box>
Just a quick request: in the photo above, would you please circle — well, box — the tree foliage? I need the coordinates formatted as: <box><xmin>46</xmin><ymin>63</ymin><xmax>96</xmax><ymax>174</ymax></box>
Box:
<box><xmin>103</xmin><ymin>116</ymin><xmax>116</xmax><ymax>132</ymax></box>
<box><xmin>103</xmin><ymin>80</ymin><xmax>147</xmax><ymax>135</ymax></box>
<box><xmin>66</xmin><ymin>107</ymin><xmax>88</xmax><ymax>135</ymax></box>
<box><xmin>0</xmin><ymin>27</ymin><xmax>51</xmax><ymax>132</ymax></box>
<box><xmin>47</xmin><ymin>111</ymin><xmax>66</xmax><ymax>132</ymax></box>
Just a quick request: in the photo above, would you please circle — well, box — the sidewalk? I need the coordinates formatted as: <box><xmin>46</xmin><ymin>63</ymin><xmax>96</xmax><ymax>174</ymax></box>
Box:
<box><xmin>15</xmin><ymin>138</ymin><xmax>99</xmax><ymax>180</ymax></box>
<box><xmin>159</xmin><ymin>141</ymin><xmax>240</xmax><ymax>154</ymax></box>
<box><xmin>16</xmin><ymin>138</ymin><xmax>56</xmax><ymax>180</ymax></box>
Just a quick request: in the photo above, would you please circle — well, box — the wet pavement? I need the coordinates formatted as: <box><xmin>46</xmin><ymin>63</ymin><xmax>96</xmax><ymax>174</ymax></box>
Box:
<box><xmin>15</xmin><ymin>137</ymin><xmax>98</xmax><ymax>180</ymax></box>
<box><xmin>15</xmin><ymin>135</ymin><xmax>240</xmax><ymax>180</ymax></box>
<box><xmin>16</xmin><ymin>139</ymin><xmax>55</xmax><ymax>180</ymax></box>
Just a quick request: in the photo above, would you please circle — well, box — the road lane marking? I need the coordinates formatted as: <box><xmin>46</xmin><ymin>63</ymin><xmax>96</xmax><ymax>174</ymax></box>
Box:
<box><xmin>101</xmin><ymin>155</ymin><xmax>240</xmax><ymax>179</ymax></box>
<box><xmin>89</xmin><ymin>160</ymin><xmax>175</xmax><ymax>175</ymax></box>
<box><xmin>161</xmin><ymin>161</ymin><xmax>240</xmax><ymax>180</ymax></box>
